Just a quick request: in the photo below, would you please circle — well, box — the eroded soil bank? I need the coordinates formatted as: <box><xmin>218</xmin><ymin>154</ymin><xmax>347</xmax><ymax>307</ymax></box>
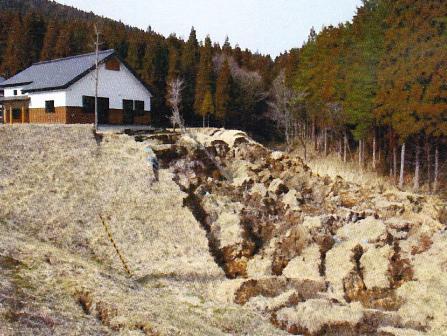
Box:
<box><xmin>1</xmin><ymin>125</ymin><xmax>446</xmax><ymax>336</ymax></box>
<box><xmin>148</xmin><ymin>128</ymin><xmax>447</xmax><ymax>336</ymax></box>
<box><xmin>0</xmin><ymin>125</ymin><xmax>284</xmax><ymax>336</ymax></box>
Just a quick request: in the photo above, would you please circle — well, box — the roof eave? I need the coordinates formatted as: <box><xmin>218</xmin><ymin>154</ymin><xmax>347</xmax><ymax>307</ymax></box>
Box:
<box><xmin>0</xmin><ymin>81</ymin><xmax>33</xmax><ymax>88</ymax></box>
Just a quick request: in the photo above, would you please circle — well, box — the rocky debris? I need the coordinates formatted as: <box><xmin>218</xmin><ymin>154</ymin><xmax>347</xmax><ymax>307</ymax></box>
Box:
<box><xmin>271</xmin><ymin>225</ymin><xmax>307</xmax><ymax>275</ymax></box>
<box><xmin>281</xmin><ymin>189</ymin><xmax>302</xmax><ymax>211</ymax></box>
<box><xmin>268</xmin><ymin>178</ymin><xmax>289</xmax><ymax>196</ymax></box>
<box><xmin>302</xmin><ymin>215</ymin><xmax>323</xmax><ymax>232</ymax></box>
<box><xmin>337</xmin><ymin>217</ymin><xmax>388</xmax><ymax>244</ymax></box>
<box><xmin>247</xmin><ymin>289</ymin><xmax>299</xmax><ymax>313</ymax></box>
<box><xmin>271</xmin><ymin>151</ymin><xmax>285</xmax><ymax>161</ymax></box>
<box><xmin>233</xmin><ymin>276</ymin><xmax>327</xmax><ymax>305</ymax></box>
<box><xmin>250</xmin><ymin>183</ymin><xmax>268</xmax><ymax>197</ymax></box>
<box><xmin>156</xmin><ymin>128</ymin><xmax>446</xmax><ymax>335</ymax></box>
<box><xmin>274</xmin><ymin>299</ymin><xmax>364</xmax><ymax>335</ymax></box>
<box><xmin>151</xmin><ymin>144</ymin><xmax>187</xmax><ymax>168</ymax></box>
<box><xmin>246</xmin><ymin>255</ymin><xmax>272</xmax><ymax>277</ymax></box>
<box><xmin>361</xmin><ymin>245</ymin><xmax>393</xmax><ymax>290</ymax></box>
<box><xmin>282</xmin><ymin>245</ymin><xmax>322</xmax><ymax>282</ymax></box>
<box><xmin>273</xmin><ymin>298</ymin><xmax>414</xmax><ymax>336</ymax></box>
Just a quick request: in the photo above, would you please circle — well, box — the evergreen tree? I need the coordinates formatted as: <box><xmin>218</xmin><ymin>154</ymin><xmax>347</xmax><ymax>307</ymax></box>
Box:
<box><xmin>143</xmin><ymin>38</ymin><xmax>169</xmax><ymax>125</ymax></box>
<box><xmin>376</xmin><ymin>0</ymin><xmax>447</xmax><ymax>142</ymax></box>
<box><xmin>166</xmin><ymin>34</ymin><xmax>182</xmax><ymax>83</ymax></box>
<box><xmin>54</xmin><ymin>24</ymin><xmax>75</xmax><ymax>58</ymax></box>
<box><xmin>2</xmin><ymin>14</ymin><xmax>30</xmax><ymax>76</ymax></box>
<box><xmin>180</xmin><ymin>27</ymin><xmax>200</xmax><ymax>124</ymax></box>
<box><xmin>127</xmin><ymin>36</ymin><xmax>146</xmax><ymax>71</ymax></box>
<box><xmin>40</xmin><ymin>19</ymin><xmax>59</xmax><ymax>61</ymax></box>
<box><xmin>0</xmin><ymin>12</ymin><xmax>13</xmax><ymax>71</ymax></box>
<box><xmin>194</xmin><ymin>35</ymin><xmax>214</xmax><ymax>117</ymax></box>
<box><xmin>199</xmin><ymin>90</ymin><xmax>214</xmax><ymax>127</ymax></box>
<box><xmin>23</xmin><ymin>12</ymin><xmax>46</xmax><ymax>63</ymax></box>
<box><xmin>222</xmin><ymin>36</ymin><xmax>231</xmax><ymax>55</ymax></box>
<box><xmin>343</xmin><ymin>0</ymin><xmax>389</xmax><ymax>140</ymax></box>
<box><xmin>215</xmin><ymin>58</ymin><xmax>232</xmax><ymax>125</ymax></box>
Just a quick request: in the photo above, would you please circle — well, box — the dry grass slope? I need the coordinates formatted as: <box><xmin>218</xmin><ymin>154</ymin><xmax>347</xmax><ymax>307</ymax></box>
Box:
<box><xmin>0</xmin><ymin>125</ymin><xmax>285</xmax><ymax>336</ymax></box>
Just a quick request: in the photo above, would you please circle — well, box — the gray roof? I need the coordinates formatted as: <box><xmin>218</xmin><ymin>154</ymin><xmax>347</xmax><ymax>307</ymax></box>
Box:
<box><xmin>0</xmin><ymin>50</ymin><xmax>115</xmax><ymax>93</ymax></box>
<box><xmin>0</xmin><ymin>76</ymin><xmax>5</xmax><ymax>83</ymax></box>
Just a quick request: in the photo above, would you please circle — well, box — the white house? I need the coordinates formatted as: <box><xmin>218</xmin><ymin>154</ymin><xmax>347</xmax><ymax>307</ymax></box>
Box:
<box><xmin>0</xmin><ymin>49</ymin><xmax>152</xmax><ymax>125</ymax></box>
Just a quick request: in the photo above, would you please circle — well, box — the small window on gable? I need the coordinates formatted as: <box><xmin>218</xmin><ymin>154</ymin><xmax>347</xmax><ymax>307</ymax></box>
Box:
<box><xmin>45</xmin><ymin>100</ymin><xmax>55</xmax><ymax>113</ymax></box>
<box><xmin>105</xmin><ymin>58</ymin><xmax>120</xmax><ymax>71</ymax></box>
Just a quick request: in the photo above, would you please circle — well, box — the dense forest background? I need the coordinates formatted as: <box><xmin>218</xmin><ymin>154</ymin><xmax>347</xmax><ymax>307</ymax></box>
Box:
<box><xmin>0</xmin><ymin>0</ymin><xmax>446</xmax><ymax>191</ymax></box>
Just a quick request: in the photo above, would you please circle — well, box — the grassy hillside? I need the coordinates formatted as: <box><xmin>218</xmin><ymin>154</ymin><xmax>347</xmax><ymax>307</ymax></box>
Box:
<box><xmin>1</xmin><ymin>124</ymin><xmax>447</xmax><ymax>335</ymax></box>
<box><xmin>0</xmin><ymin>125</ymin><xmax>283</xmax><ymax>335</ymax></box>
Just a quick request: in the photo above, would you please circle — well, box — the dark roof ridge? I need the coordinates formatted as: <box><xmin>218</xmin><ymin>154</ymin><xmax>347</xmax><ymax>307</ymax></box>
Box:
<box><xmin>33</xmin><ymin>49</ymin><xmax>115</xmax><ymax>65</ymax></box>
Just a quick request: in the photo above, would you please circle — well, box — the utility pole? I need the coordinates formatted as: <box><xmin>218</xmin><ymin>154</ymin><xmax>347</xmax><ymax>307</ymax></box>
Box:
<box><xmin>94</xmin><ymin>24</ymin><xmax>102</xmax><ymax>131</ymax></box>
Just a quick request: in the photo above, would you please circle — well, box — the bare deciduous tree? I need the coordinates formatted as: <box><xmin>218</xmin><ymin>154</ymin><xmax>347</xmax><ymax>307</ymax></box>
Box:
<box><xmin>268</xmin><ymin>71</ymin><xmax>308</xmax><ymax>158</ymax></box>
<box><xmin>166</xmin><ymin>77</ymin><xmax>185</xmax><ymax>132</ymax></box>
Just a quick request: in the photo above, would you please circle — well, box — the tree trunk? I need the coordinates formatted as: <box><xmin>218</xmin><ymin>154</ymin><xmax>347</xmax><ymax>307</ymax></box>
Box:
<box><xmin>343</xmin><ymin>132</ymin><xmax>347</xmax><ymax>163</ymax></box>
<box><xmin>338</xmin><ymin>138</ymin><xmax>342</xmax><ymax>160</ymax></box>
<box><xmin>413</xmin><ymin>141</ymin><xmax>420</xmax><ymax>191</ymax></box>
<box><xmin>299</xmin><ymin>136</ymin><xmax>307</xmax><ymax>162</ymax></box>
<box><xmin>363</xmin><ymin>140</ymin><xmax>366</xmax><ymax>165</ymax></box>
<box><xmin>373</xmin><ymin>135</ymin><xmax>376</xmax><ymax>170</ymax></box>
<box><xmin>324</xmin><ymin>128</ymin><xmax>328</xmax><ymax>157</ymax></box>
<box><xmin>399</xmin><ymin>142</ymin><xmax>406</xmax><ymax>189</ymax></box>
<box><xmin>434</xmin><ymin>143</ymin><xmax>439</xmax><ymax>193</ymax></box>
<box><xmin>393</xmin><ymin>145</ymin><xmax>397</xmax><ymax>182</ymax></box>
<box><xmin>359</xmin><ymin>140</ymin><xmax>362</xmax><ymax>168</ymax></box>
<box><xmin>312</xmin><ymin>119</ymin><xmax>317</xmax><ymax>151</ymax></box>
<box><xmin>425</xmin><ymin>138</ymin><xmax>431</xmax><ymax>192</ymax></box>
<box><xmin>285</xmin><ymin>121</ymin><xmax>290</xmax><ymax>148</ymax></box>
<box><xmin>203</xmin><ymin>115</ymin><xmax>205</xmax><ymax>128</ymax></box>
<box><xmin>378</xmin><ymin>141</ymin><xmax>381</xmax><ymax>163</ymax></box>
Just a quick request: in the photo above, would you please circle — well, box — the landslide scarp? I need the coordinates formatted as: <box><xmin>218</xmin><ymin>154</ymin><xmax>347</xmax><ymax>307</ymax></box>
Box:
<box><xmin>147</xmin><ymin>128</ymin><xmax>447</xmax><ymax>336</ymax></box>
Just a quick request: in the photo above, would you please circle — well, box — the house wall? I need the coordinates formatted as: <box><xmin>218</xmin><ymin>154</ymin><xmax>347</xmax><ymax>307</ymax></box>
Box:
<box><xmin>28</xmin><ymin>90</ymin><xmax>67</xmax><ymax>109</ymax></box>
<box><xmin>66</xmin><ymin>60</ymin><xmax>151</xmax><ymax>110</ymax></box>
<box><xmin>4</xmin><ymin>87</ymin><xmax>25</xmax><ymax>96</ymax></box>
<box><xmin>29</xmin><ymin>107</ymin><xmax>68</xmax><ymax>123</ymax></box>
<box><xmin>4</xmin><ymin>87</ymin><xmax>67</xmax><ymax>109</ymax></box>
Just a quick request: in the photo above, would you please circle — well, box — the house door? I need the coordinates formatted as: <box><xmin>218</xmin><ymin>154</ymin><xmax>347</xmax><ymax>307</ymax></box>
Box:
<box><xmin>97</xmin><ymin>97</ymin><xmax>110</xmax><ymax>124</ymax></box>
<box><xmin>123</xmin><ymin>99</ymin><xmax>134</xmax><ymax>124</ymax></box>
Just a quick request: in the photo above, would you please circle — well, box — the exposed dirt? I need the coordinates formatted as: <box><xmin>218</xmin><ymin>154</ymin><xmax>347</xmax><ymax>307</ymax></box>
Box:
<box><xmin>1</xmin><ymin>125</ymin><xmax>446</xmax><ymax>336</ymax></box>
<box><xmin>156</xmin><ymin>128</ymin><xmax>447</xmax><ymax>336</ymax></box>
<box><xmin>0</xmin><ymin>125</ymin><xmax>285</xmax><ymax>336</ymax></box>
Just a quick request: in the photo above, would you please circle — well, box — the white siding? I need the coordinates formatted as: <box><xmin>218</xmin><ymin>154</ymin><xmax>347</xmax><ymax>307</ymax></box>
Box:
<box><xmin>4</xmin><ymin>87</ymin><xmax>25</xmax><ymax>97</ymax></box>
<box><xmin>29</xmin><ymin>90</ymin><xmax>67</xmax><ymax>108</ymax></box>
<box><xmin>4</xmin><ymin>85</ymin><xmax>66</xmax><ymax>108</ymax></box>
<box><xmin>66</xmin><ymin>62</ymin><xmax>151</xmax><ymax>110</ymax></box>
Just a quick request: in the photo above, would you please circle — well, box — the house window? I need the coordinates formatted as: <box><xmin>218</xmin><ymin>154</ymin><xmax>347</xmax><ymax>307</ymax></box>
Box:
<box><xmin>45</xmin><ymin>100</ymin><xmax>55</xmax><ymax>113</ymax></box>
<box><xmin>12</xmin><ymin>108</ymin><xmax>21</xmax><ymax>119</ymax></box>
<box><xmin>13</xmin><ymin>90</ymin><xmax>17</xmax><ymax>96</ymax></box>
<box><xmin>134</xmin><ymin>100</ymin><xmax>145</xmax><ymax>116</ymax></box>
<box><xmin>82</xmin><ymin>96</ymin><xmax>95</xmax><ymax>113</ymax></box>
